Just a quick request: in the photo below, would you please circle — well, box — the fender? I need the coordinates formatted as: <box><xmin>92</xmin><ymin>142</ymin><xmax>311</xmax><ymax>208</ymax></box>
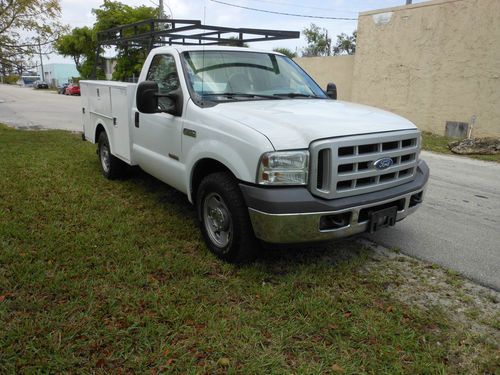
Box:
<box><xmin>184</xmin><ymin>139</ymin><xmax>254</xmax><ymax>202</ymax></box>
<box><xmin>92</xmin><ymin>119</ymin><xmax>115</xmax><ymax>154</ymax></box>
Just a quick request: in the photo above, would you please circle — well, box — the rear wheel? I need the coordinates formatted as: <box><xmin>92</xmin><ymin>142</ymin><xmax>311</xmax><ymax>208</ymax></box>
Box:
<box><xmin>97</xmin><ymin>131</ymin><xmax>126</xmax><ymax>179</ymax></box>
<box><xmin>196</xmin><ymin>172</ymin><xmax>260</xmax><ymax>263</ymax></box>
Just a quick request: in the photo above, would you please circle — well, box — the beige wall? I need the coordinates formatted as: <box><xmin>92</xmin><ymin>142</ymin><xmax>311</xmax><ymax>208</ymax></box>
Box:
<box><xmin>293</xmin><ymin>0</ymin><xmax>500</xmax><ymax>137</ymax></box>
<box><xmin>352</xmin><ymin>0</ymin><xmax>500</xmax><ymax>137</ymax></box>
<box><xmin>294</xmin><ymin>55</ymin><xmax>354</xmax><ymax>100</ymax></box>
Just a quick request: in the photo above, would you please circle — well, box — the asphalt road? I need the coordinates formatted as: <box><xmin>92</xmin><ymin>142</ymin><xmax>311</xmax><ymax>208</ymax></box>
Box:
<box><xmin>1</xmin><ymin>83</ymin><xmax>499</xmax><ymax>290</ymax></box>
<box><xmin>366</xmin><ymin>151</ymin><xmax>500</xmax><ymax>290</ymax></box>
<box><xmin>0</xmin><ymin>84</ymin><xmax>82</xmax><ymax>131</ymax></box>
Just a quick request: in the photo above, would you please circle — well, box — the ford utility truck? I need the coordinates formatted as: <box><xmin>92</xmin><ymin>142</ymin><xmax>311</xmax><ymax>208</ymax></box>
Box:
<box><xmin>81</xmin><ymin>46</ymin><xmax>429</xmax><ymax>262</ymax></box>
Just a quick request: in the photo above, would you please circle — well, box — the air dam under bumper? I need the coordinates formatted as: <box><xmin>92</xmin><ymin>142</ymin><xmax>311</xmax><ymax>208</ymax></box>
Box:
<box><xmin>240</xmin><ymin>160</ymin><xmax>429</xmax><ymax>244</ymax></box>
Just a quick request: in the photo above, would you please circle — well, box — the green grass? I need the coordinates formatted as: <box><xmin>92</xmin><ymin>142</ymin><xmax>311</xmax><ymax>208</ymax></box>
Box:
<box><xmin>0</xmin><ymin>125</ymin><xmax>497</xmax><ymax>373</ymax></box>
<box><xmin>421</xmin><ymin>132</ymin><xmax>500</xmax><ymax>162</ymax></box>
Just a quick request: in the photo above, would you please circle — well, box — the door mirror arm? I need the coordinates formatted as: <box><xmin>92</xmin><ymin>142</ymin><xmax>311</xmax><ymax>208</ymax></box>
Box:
<box><xmin>155</xmin><ymin>88</ymin><xmax>183</xmax><ymax>117</ymax></box>
<box><xmin>137</xmin><ymin>81</ymin><xmax>183</xmax><ymax>116</ymax></box>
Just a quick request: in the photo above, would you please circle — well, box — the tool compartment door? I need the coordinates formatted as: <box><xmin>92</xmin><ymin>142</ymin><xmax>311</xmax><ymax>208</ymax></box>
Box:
<box><xmin>110</xmin><ymin>86</ymin><xmax>132</xmax><ymax>162</ymax></box>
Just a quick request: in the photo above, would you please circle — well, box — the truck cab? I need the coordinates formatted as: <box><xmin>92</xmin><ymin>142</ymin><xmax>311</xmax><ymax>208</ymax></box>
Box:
<box><xmin>81</xmin><ymin>46</ymin><xmax>429</xmax><ymax>262</ymax></box>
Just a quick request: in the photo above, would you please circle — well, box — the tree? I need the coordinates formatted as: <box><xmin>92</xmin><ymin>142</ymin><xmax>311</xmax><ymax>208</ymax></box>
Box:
<box><xmin>92</xmin><ymin>0</ymin><xmax>159</xmax><ymax>81</ymax></box>
<box><xmin>53</xmin><ymin>1</ymin><xmax>159</xmax><ymax>80</ymax></box>
<box><xmin>221</xmin><ymin>36</ymin><xmax>248</xmax><ymax>47</ymax></box>
<box><xmin>0</xmin><ymin>52</ymin><xmax>34</xmax><ymax>80</ymax></box>
<box><xmin>0</xmin><ymin>0</ymin><xmax>65</xmax><ymax>71</ymax></box>
<box><xmin>273</xmin><ymin>47</ymin><xmax>297</xmax><ymax>59</ymax></box>
<box><xmin>54</xmin><ymin>27</ymin><xmax>102</xmax><ymax>79</ymax></box>
<box><xmin>302</xmin><ymin>24</ymin><xmax>331</xmax><ymax>57</ymax></box>
<box><xmin>10</xmin><ymin>54</ymin><xmax>35</xmax><ymax>76</ymax></box>
<box><xmin>333</xmin><ymin>30</ymin><xmax>356</xmax><ymax>55</ymax></box>
<box><xmin>92</xmin><ymin>0</ymin><xmax>159</xmax><ymax>34</ymax></box>
<box><xmin>54</xmin><ymin>27</ymin><xmax>94</xmax><ymax>72</ymax></box>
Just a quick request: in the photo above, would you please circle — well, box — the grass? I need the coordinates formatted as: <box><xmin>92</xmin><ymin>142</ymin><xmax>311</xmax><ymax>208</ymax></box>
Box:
<box><xmin>421</xmin><ymin>131</ymin><xmax>500</xmax><ymax>162</ymax></box>
<box><xmin>0</xmin><ymin>125</ymin><xmax>497</xmax><ymax>373</ymax></box>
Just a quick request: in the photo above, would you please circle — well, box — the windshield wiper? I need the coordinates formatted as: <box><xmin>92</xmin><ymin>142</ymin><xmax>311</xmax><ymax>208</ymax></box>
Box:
<box><xmin>202</xmin><ymin>92</ymin><xmax>281</xmax><ymax>100</ymax></box>
<box><xmin>273</xmin><ymin>92</ymin><xmax>322</xmax><ymax>98</ymax></box>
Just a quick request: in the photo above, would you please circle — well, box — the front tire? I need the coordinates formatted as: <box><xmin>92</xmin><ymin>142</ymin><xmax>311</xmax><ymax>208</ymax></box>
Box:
<box><xmin>97</xmin><ymin>131</ymin><xmax>126</xmax><ymax>179</ymax></box>
<box><xmin>196</xmin><ymin>172</ymin><xmax>260</xmax><ymax>263</ymax></box>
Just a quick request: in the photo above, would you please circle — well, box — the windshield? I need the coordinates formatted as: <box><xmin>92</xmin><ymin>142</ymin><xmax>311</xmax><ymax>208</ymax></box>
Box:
<box><xmin>181</xmin><ymin>50</ymin><xmax>327</xmax><ymax>101</ymax></box>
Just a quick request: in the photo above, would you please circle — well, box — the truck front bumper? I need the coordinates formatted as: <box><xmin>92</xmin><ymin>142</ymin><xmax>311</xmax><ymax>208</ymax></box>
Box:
<box><xmin>240</xmin><ymin>160</ymin><xmax>429</xmax><ymax>244</ymax></box>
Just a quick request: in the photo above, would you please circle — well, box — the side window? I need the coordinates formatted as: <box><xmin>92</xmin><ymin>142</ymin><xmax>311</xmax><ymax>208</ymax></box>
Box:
<box><xmin>146</xmin><ymin>54</ymin><xmax>180</xmax><ymax>111</ymax></box>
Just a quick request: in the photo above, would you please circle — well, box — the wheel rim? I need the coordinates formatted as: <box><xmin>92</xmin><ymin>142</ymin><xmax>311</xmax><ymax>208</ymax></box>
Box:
<box><xmin>203</xmin><ymin>192</ymin><xmax>233</xmax><ymax>249</ymax></box>
<box><xmin>100</xmin><ymin>142</ymin><xmax>110</xmax><ymax>173</ymax></box>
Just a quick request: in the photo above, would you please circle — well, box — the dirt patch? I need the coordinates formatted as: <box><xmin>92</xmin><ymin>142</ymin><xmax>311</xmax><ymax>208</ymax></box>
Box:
<box><xmin>449</xmin><ymin>137</ymin><xmax>500</xmax><ymax>155</ymax></box>
<box><xmin>358</xmin><ymin>238</ymin><xmax>499</xmax><ymax>373</ymax></box>
<box><xmin>13</xmin><ymin>124</ymin><xmax>47</xmax><ymax>131</ymax></box>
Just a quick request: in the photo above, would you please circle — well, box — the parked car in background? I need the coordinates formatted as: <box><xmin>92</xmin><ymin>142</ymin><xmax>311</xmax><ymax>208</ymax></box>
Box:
<box><xmin>65</xmin><ymin>83</ymin><xmax>80</xmax><ymax>96</ymax></box>
<box><xmin>34</xmin><ymin>81</ymin><xmax>49</xmax><ymax>89</ymax></box>
<box><xmin>57</xmin><ymin>83</ymin><xmax>69</xmax><ymax>94</ymax></box>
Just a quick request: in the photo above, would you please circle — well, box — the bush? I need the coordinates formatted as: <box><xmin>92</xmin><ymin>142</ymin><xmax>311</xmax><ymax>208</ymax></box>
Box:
<box><xmin>3</xmin><ymin>75</ymin><xmax>20</xmax><ymax>84</ymax></box>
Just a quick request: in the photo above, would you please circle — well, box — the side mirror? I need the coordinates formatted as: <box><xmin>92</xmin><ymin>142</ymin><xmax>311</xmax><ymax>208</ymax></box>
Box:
<box><xmin>136</xmin><ymin>80</ymin><xmax>183</xmax><ymax>116</ymax></box>
<box><xmin>326</xmin><ymin>83</ymin><xmax>337</xmax><ymax>100</ymax></box>
<box><xmin>137</xmin><ymin>81</ymin><xmax>159</xmax><ymax>113</ymax></box>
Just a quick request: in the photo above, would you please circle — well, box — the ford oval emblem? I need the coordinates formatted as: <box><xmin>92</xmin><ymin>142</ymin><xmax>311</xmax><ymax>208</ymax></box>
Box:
<box><xmin>374</xmin><ymin>157</ymin><xmax>393</xmax><ymax>170</ymax></box>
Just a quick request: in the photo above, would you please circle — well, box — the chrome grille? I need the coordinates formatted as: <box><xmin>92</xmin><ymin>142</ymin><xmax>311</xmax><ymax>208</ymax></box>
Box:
<box><xmin>309</xmin><ymin>130</ymin><xmax>421</xmax><ymax>199</ymax></box>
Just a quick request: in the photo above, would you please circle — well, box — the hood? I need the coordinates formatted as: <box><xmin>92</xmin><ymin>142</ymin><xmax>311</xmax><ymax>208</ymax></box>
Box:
<box><xmin>208</xmin><ymin>99</ymin><xmax>417</xmax><ymax>150</ymax></box>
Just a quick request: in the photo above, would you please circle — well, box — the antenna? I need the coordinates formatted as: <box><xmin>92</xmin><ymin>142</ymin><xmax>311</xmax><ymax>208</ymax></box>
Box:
<box><xmin>203</xmin><ymin>2</ymin><xmax>207</xmax><ymax>24</ymax></box>
<box><xmin>201</xmin><ymin>0</ymin><xmax>207</xmax><ymax>101</ymax></box>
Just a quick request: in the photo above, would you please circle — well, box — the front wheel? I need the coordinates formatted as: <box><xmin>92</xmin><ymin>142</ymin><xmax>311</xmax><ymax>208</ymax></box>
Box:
<box><xmin>97</xmin><ymin>131</ymin><xmax>126</xmax><ymax>179</ymax></box>
<box><xmin>196</xmin><ymin>172</ymin><xmax>260</xmax><ymax>263</ymax></box>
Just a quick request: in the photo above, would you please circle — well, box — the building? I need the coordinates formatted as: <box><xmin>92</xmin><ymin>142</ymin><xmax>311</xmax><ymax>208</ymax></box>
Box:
<box><xmin>37</xmin><ymin>63</ymin><xmax>79</xmax><ymax>87</ymax></box>
<box><xmin>296</xmin><ymin>0</ymin><xmax>500</xmax><ymax>137</ymax></box>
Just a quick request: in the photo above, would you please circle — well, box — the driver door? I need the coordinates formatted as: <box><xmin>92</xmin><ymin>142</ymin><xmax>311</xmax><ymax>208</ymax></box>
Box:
<box><xmin>132</xmin><ymin>53</ymin><xmax>184</xmax><ymax>192</ymax></box>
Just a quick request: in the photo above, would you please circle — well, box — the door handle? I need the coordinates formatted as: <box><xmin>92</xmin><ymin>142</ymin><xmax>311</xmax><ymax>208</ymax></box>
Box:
<box><xmin>183</xmin><ymin>128</ymin><xmax>196</xmax><ymax>138</ymax></box>
<box><xmin>134</xmin><ymin>112</ymin><xmax>139</xmax><ymax>128</ymax></box>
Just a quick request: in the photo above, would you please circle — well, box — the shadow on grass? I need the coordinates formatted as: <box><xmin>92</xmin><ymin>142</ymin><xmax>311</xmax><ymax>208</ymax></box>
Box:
<box><xmin>127</xmin><ymin>165</ymin><xmax>195</xmax><ymax>218</ymax></box>
<box><xmin>124</xmin><ymin>165</ymin><xmax>369</xmax><ymax>272</ymax></box>
<box><xmin>252</xmin><ymin>239</ymin><xmax>369</xmax><ymax>281</ymax></box>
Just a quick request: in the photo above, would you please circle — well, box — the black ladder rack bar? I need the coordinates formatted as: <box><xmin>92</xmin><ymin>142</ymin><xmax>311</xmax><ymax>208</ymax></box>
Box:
<box><xmin>97</xmin><ymin>19</ymin><xmax>299</xmax><ymax>46</ymax></box>
<box><xmin>92</xmin><ymin>18</ymin><xmax>300</xmax><ymax>78</ymax></box>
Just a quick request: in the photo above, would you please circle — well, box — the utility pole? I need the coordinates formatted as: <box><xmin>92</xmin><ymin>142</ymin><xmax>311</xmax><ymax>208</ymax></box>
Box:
<box><xmin>326</xmin><ymin>30</ymin><xmax>331</xmax><ymax>56</ymax></box>
<box><xmin>159</xmin><ymin>0</ymin><xmax>164</xmax><ymax>18</ymax></box>
<box><xmin>38</xmin><ymin>39</ymin><xmax>45</xmax><ymax>82</ymax></box>
<box><xmin>406</xmin><ymin>0</ymin><xmax>413</xmax><ymax>4</ymax></box>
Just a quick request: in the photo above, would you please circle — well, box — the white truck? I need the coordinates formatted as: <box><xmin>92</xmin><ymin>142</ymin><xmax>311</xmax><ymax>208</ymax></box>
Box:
<box><xmin>81</xmin><ymin>46</ymin><xmax>429</xmax><ymax>262</ymax></box>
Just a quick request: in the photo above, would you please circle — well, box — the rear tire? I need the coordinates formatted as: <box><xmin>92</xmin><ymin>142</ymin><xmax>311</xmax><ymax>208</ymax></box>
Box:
<box><xmin>97</xmin><ymin>131</ymin><xmax>126</xmax><ymax>179</ymax></box>
<box><xmin>196</xmin><ymin>172</ymin><xmax>260</xmax><ymax>263</ymax></box>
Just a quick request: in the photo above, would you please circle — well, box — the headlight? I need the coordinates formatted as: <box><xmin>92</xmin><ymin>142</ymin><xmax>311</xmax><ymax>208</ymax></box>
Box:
<box><xmin>257</xmin><ymin>150</ymin><xmax>309</xmax><ymax>185</ymax></box>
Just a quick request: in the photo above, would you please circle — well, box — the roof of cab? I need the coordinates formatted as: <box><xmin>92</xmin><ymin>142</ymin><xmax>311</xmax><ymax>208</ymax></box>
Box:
<box><xmin>150</xmin><ymin>45</ymin><xmax>283</xmax><ymax>55</ymax></box>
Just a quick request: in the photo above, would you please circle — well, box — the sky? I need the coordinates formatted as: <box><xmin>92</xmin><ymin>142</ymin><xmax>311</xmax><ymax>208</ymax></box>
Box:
<box><xmin>47</xmin><ymin>0</ymin><xmax>428</xmax><ymax>64</ymax></box>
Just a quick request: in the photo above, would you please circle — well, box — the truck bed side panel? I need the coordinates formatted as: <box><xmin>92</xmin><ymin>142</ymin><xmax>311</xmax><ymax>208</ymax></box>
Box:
<box><xmin>80</xmin><ymin>80</ymin><xmax>137</xmax><ymax>165</ymax></box>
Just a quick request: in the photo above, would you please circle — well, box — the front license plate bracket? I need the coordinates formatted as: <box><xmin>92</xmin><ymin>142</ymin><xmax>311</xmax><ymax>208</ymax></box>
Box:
<box><xmin>368</xmin><ymin>206</ymin><xmax>398</xmax><ymax>233</ymax></box>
